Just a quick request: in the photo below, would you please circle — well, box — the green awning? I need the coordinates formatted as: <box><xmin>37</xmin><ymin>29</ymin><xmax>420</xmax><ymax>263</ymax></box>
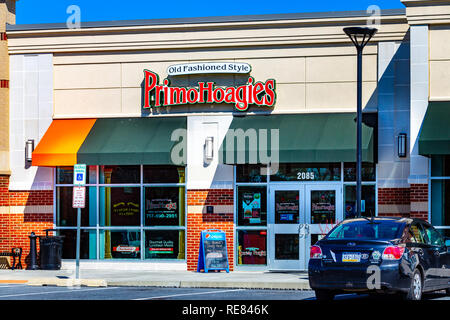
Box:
<box><xmin>220</xmin><ymin>113</ymin><xmax>374</xmax><ymax>164</ymax></box>
<box><xmin>419</xmin><ymin>102</ymin><xmax>450</xmax><ymax>156</ymax></box>
<box><xmin>77</xmin><ymin>117</ymin><xmax>186</xmax><ymax>165</ymax></box>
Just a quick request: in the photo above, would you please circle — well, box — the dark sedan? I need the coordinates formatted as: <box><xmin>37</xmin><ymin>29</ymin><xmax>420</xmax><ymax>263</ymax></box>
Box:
<box><xmin>308</xmin><ymin>217</ymin><xmax>450</xmax><ymax>300</ymax></box>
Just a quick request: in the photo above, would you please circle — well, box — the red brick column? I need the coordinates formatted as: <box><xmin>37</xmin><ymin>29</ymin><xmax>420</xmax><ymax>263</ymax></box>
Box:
<box><xmin>0</xmin><ymin>175</ymin><xmax>53</xmax><ymax>268</ymax></box>
<box><xmin>378</xmin><ymin>187</ymin><xmax>411</xmax><ymax>218</ymax></box>
<box><xmin>186</xmin><ymin>189</ymin><xmax>234</xmax><ymax>271</ymax></box>
<box><xmin>410</xmin><ymin>184</ymin><xmax>428</xmax><ymax>221</ymax></box>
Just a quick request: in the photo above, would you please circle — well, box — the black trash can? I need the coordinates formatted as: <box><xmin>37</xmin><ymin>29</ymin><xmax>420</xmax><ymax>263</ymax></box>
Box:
<box><xmin>39</xmin><ymin>229</ymin><xmax>64</xmax><ymax>270</ymax></box>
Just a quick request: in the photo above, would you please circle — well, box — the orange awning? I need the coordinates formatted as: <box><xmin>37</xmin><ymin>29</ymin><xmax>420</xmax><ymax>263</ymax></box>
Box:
<box><xmin>32</xmin><ymin>119</ymin><xmax>96</xmax><ymax>167</ymax></box>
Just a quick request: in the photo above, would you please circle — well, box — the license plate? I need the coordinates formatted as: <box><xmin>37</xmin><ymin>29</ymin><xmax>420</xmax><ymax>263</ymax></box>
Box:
<box><xmin>342</xmin><ymin>252</ymin><xmax>361</xmax><ymax>263</ymax></box>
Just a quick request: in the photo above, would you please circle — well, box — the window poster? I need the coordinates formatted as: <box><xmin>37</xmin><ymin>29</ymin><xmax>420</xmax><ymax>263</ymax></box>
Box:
<box><xmin>111</xmin><ymin>231</ymin><xmax>141</xmax><ymax>259</ymax></box>
<box><xmin>311</xmin><ymin>190</ymin><xmax>336</xmax><ymax>224</ymax></box>
<box><xmin>238</xmin><ymin>230</ymin><xmax>267</xmax><ymax>265</ymax></box>
<box><xmin>145</xmin><ymin>230</ymin><xmax>181</xmax><ymax>259</ymax></box>
<box><xmin>242</xmin><ymin>192</ymin><xmax>261</xmax><ymax>224</ymax></box>
<box><xmin>275</xmin><ymin>191</ymin><xmax>299</xmax><ymax>224</ymax></box>
<box><xmin>145</xmin><ymin>187</ymin><xmax>180</xmax><ymax>226</ymax></box>
<box><xmin>110</xmin><ymin>187</ymin><xmax>140</xmax><ymax>226</ymax></box>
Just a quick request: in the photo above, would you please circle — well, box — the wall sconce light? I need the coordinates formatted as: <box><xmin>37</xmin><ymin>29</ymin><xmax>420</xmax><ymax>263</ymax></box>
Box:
<box><xmin>25</xmin><ymin>139</ymin><xmax>35</xmax><ymax>163</ymax></box>
<box><xmin>398</xmin><ymin>133</ymin><xmax>407</xmax><ymax>158</ymax></box>
<box><xmin>204</xmin><ymin>136</ymin><xmax>214</xmax><ymax>161</ymax></box>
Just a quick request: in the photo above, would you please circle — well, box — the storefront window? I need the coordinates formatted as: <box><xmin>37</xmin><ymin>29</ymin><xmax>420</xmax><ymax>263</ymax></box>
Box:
<box><xmin>56</xmin><ymin>187</ymin><xmax>97</xmax><ymax>227</ymax></box>
<box><xmin>431</xmin><ymin>155</ymin><xmax>450</xmax><ymax>177</ymax></box>
<box><xmin>344</xmin><ymin>185</ymin><xmax>376</xmax><ymax>219</ymax></box>
<box><xmin>100</xmin><ymin>165</ymin><xmax>140</xmax><ymax>184</ymax></box>
<box><xmin>144</xmin><ymin>187</ymin><xmax>185</xmax><ymax>226</ymax></box>
<box><xmin>100</xmin><ymin>230</ymin><xmax>141</xmax><ymax>259</ymax></box>
<box><xmin>236</xmin><ymin>165</ymin><xmax>267</xmax><ymax>183</ymax></box>
<box><xmin>270</xmin><ymin>163</ymin><xmax>341</xmax><ymax>182</ymax></box>
<box><xmin>55</xmin><ymin>165</ymin><xmax>187</xmax><ymax>261</ymax></box>
<box><xmin>143</xmin><ymin>166</ymin><xmax>185</xmax><ymax>183</ymax></box>
<box><xmin>431</xmin><ymin>180</ymin><xmax>450</xmax><ymax>227</ymax></box>
<box><xmin>57</xmin><ymin>166</ymin><xmax>96</xmax><ymax>184</ymax></box>
<box><xmin>343</xmin><ymin>162</ymin><xmax>376</xmax><ymax>181</ymax></box>
<box><xmin>145</xmin><ymin>230</ymin><xmax>185</xmax><ymax>260</ymax></box>
<box><xmin>237</xmin><ymin>230</ymin><xmax>267</xmax><ymax>265</ymax></box>
<box><xmin>237</xmin><ymin>186</ymin><xmax>267</xmax><ymax>226</ymax></box>
<box><xmin>431</xmin><ymin>156</ymin><xmax>450</xmax><ymax>236</ymax></box>
<box><xmin>99</xmin><ymin>187</ymin><xmax>140</xmax><ymax>226</ymax></box>
<box><xmin>59</xmin><ymin>229</ymin><xmax>97</xmax><ymax>259</ymax></box>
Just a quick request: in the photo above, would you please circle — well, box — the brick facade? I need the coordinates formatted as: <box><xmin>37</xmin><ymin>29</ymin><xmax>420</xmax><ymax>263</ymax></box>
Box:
<box><xmin>186</xmin><ymin>189</ymin><xmax>234</xmax><ymax>271</ymax></box>
<box><xmin>378</xmin><ymin>187</ymin><xmax>411</xmax><ymax>217</ymax></box>
<box><xmin>410</xmin><ymin>184</ymin><xmax>429</xmax><ymax>221</ymax></box>
<box><xmin>378</xmin><ymin>188</ymin><xmax>410</xmax><ymax>206</ymax></box>
<box><xmin>378</xmin><ymin>185</ymin><xmax>429</xmax><ymax>221</ymax></box>
<box><xmin>0</xmin><ymin>174</ymin><xmax>435</xmax><ymax>270</ymax></box>
<box><xmin>0</xmin><ymin>175</ymin><xmax>53</xmax><ymax>268</ymax></box>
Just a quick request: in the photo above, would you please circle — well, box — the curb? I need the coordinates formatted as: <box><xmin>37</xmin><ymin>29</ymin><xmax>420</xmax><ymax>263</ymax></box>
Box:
<box><xmin>27</xmin><ymin>278</ymin><xmax>107</xmax><ymax>287</ymax></box>
<box><xmin>106</xmin><ymin>280</ymin><xmax>311</xmax><ymax>290</ymax></box>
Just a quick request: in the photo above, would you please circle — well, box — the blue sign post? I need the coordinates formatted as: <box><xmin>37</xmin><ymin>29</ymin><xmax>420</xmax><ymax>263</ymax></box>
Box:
<box><xmin>197</xmin><ymin>229</ymin><xmax>229</xmax><ymax>273</ymax></box>
<box><xmin>73</xmin><ymin>164</ymin><xmax>86</xmax><ymax>280</ymax></box>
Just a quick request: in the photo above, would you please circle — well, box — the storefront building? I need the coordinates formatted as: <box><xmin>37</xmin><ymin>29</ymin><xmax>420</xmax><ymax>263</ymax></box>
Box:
<box><xmin>1</xmin><ymin>0</ymin><xmax>450</xmax><ymax>271</ymax></box>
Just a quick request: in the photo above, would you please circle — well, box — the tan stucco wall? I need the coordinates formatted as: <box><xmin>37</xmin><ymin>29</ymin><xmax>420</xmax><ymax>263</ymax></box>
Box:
<box><xmin>50</xmin><ymin>46</ymin><xmax>379</xmax><ymax>117</ymax></box>
<box><xmin>403</xmin><ymin>0</ymin><xmax>450</xmax><ymax>25</ymax></box>
<box><xmin>7</xmin><ymin>11</ymin><xmax>409</xmax><ymax>118</ymax></box>
<box><xmin>430</xmin><ymin>25</ymin><xmax>450</xmax><ymax>100</ymax></box>
<box><xmin>0</xmin><ymin>0</ymin><xmax>16</xmax><ymax>174</ymax></box>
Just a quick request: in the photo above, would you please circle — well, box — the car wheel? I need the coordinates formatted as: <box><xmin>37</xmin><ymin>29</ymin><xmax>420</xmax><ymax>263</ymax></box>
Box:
<box><xmin>406</xmin><ymin>270</ymin><xmax>423</xmax><ymax>301</ymax></box>
<box><xmin>314</xmin><ymin>290</ymin><xmax>335</xmax><ymax>301</ymax></box>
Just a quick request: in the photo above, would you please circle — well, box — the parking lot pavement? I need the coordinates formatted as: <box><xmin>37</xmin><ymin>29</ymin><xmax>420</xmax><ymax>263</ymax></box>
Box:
<box><xmin>0</xmin><ymin>284</ymin><xmax>448</xmax><ymax>301</ymax></box>
<box><xmin>0</xmin><ymin>285</ymin><xmax>314</xmax><ymax>300</ymax></box>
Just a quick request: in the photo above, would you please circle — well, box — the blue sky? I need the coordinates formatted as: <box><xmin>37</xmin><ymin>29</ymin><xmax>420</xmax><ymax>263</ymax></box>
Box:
<box><xmin>16</xmin><ymin>0</ymin><xmax>405</xmax><ymax>24</ymax></box>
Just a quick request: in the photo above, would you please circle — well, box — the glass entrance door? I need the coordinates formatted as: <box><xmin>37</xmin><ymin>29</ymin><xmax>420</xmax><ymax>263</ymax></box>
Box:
<box><xmin>268</xmin><ymin>185</ymin><xmax>306</xmax><ymax>270</ymax></box>
<box><xmin>306</xmin><ymin>185</ymin><xmax>343</xmax><ymax>257</ymax></box>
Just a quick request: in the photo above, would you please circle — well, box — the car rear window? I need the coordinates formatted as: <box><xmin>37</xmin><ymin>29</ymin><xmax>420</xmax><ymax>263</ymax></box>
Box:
<box><xmin>327</xmin><ymin>220</ymin><xmax>404</xmax><ymax>240</ymax></box>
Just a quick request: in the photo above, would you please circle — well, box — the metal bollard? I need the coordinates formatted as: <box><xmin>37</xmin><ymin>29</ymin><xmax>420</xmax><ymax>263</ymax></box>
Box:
<box><xmin>28</xmin><ymin>232</ymin><xmax>39</xmax><ymax>270</ymax></box>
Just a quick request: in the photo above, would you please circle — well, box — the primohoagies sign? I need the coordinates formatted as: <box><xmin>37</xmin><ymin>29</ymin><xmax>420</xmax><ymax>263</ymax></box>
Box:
<box><xmin>143</xmin><ymin>69</ymin><xmax>276</xmax><ymax>112</ymax></box>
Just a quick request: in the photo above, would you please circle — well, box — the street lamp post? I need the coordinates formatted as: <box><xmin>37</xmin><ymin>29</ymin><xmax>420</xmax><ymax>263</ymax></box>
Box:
<box><xmin>343</xmin><ymin>27</ymin><xmax>377</xmax><ymax>218</ymax></box>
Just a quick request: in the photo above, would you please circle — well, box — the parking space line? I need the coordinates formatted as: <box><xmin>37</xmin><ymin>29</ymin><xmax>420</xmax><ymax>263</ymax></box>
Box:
<box><xmin>133</xmin><ymin>288</ymin><xmax>245</xmax><ymax>300</ymax></box>
<box><xmin>0</xmin><ymin>286</ymin><xmax>118</xmax><ymax>299</ymax></box>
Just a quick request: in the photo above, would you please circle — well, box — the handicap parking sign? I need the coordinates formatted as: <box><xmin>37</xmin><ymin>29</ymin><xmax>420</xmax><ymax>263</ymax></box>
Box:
<box><xmin>73</xmin><ymin>164</ymin><xmax>86</xmax><ymax>186</ymax></box>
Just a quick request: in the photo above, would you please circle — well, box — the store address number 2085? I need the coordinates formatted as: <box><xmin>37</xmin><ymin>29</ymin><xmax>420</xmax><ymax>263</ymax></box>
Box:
<box><xmin>297</xmin><ymin>171</ymin><xmax>315</xmax><ymax>180</ymax></box>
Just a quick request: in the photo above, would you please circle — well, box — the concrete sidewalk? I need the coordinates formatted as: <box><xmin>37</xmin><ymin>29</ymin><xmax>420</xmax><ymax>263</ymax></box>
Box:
<box><xmin>0</xmin><ymin>269</ymin><xmax>310</xmax><ymax>290</ymax></box>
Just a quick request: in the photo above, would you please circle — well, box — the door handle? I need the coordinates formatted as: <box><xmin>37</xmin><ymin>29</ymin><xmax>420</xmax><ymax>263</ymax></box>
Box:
<box><xmin>298</xmin><ymin>224</ymin><xmax>303</xmax><ymax>238</ymax></box>
<box><xmin>298</xmin><ymin>224</ymin><xmax>310</xmax><ymax>239</ymax></box>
